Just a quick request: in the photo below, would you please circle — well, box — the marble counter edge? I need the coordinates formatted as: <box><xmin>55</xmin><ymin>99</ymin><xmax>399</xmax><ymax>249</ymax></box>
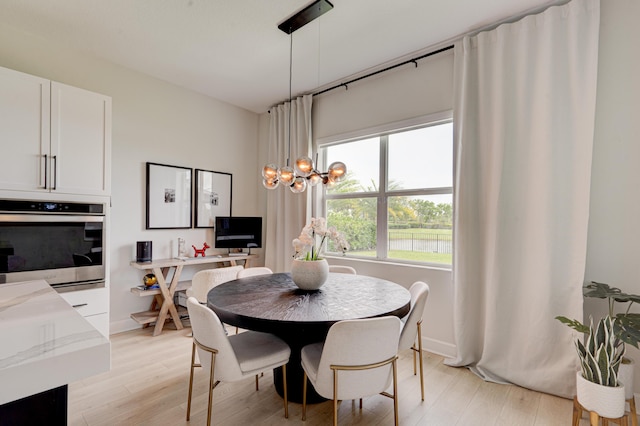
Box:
<box><xmin>0</xmin><ymin>279</ymin><xmax>111</xmax><ymax>405</ymax></box>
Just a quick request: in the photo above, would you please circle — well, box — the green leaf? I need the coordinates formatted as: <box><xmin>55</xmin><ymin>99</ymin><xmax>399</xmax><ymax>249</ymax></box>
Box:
<box><xmin>555</xmin><ymin>316</ymin><xmax>590</xmax><ymax>334</ymax></box>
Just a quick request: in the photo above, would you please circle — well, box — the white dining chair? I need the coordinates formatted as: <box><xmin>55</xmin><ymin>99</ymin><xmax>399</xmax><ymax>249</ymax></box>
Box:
<box><xmin>301</xmin><ymin>316</ymin><xmax>402</xmax><ymax>426</ymax></box>
<box><xmin>399</xmin><ymin>281</ymin><xmax>430</xmax><ymax>401</ymax></box>
<box><xmin>328</xmin><ymin>265</ymin><xmax>357</xmax><ymax>275</ymax></box>
<box><xmin>236</xmin><ymin>266</ymin><xmax>273</xmax><ymax>278</ymax></box>
<box><xmin>186</xmin><ymin>265</ymin><xmax>244</xmax><ymax>303</ymax></box>
<box><xmin>186</xmin><ymin>297</ymin><xmax>291</xmax><ymax>425</ymax></box>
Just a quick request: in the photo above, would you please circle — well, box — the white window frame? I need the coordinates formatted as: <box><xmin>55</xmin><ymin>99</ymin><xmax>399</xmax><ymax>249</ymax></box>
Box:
<box><xmin>315</xmin><ymin>110</ymin><xmax>453</xmax><ymax>267</ymax></box>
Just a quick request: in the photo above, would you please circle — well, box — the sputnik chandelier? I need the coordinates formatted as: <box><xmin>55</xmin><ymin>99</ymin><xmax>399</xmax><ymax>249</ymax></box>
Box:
<box><xmin>261</xmin><ymin>0</ymin><xmax>346</xmax><ymax>194</ymax></box>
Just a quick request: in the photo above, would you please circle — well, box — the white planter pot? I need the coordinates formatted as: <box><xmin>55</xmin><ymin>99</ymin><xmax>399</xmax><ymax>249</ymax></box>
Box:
<box><xmin>576</xmin><ymin>371</ymin><xmax>626</xmax><ymax>418</ymax></box>
<box><xmin>619</xmin><ymin>358</ymin><xmax>635</xmax><ymax>400</ymax></box>
<box><xmin>291</xmin><ymin>259</ymin><xmax>329</xmax><ymax>291</ymax></box>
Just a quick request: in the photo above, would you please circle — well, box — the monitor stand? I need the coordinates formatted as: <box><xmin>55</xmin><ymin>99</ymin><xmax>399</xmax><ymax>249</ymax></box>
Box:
<box><xmin>228</xmin><ymin>248</ymin><xmax>251</xmax><ymax>257</ymax></box>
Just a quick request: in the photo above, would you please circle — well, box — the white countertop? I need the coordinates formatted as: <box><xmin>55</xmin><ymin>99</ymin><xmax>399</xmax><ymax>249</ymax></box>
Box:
<box><xmin>0</xmin><ymin>280</ymin><xmax>110</xmax><ymax>405</ymax></box>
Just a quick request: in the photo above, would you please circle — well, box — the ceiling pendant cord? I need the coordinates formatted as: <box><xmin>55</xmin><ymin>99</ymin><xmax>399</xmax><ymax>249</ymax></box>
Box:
<box><xmin>287</xmin><ymin>29</ymin><xmax>293</xmax><ymax>168</ymax></box>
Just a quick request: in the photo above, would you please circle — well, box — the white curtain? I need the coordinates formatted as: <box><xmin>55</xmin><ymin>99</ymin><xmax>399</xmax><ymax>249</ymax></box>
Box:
<box><xmin>447</xmin><ymin>0</ymin><xmax>600</xmax><ymax>397</ymax></box>
<box><xmin>265</xmin><ymin>94</ymin><xmax>312</xmax><ymax>273</ymax></box>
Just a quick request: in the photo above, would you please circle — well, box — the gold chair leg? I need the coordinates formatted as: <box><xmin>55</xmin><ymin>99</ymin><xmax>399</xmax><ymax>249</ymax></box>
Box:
<box><xmin>207</xmin><ymin>352</ymin><xmax>216</xmax><ymax>426</ymax></box>
<box><xmin>282</xmin><ymin>364</ymin><xmax>289</xmax><ymax>419</ymax></box>
<box><xmin>302</xmin><ymin>371</ymin><xmax>308</xmax><ymax>421</ymax></box>
<box><xmin>417</xmin><ymin>321</ymin><xmax>425</xmax><ymax>401</ymax></box>
<box><xmin>186</xmin><ymin>342</ymin><xmax>196</xmax><ymax>421</ymax></box>
<box><xmin>392</xmin><ymin>358</ymin><xmax>399</xmax><ymax>426</ymax></box>
<box><xmin>412</xmin><ymin>342</ymin><xmax>417</xmax><ymax>375</ymax></box>
<box><xmin>333</xmin><ymin>369</ymin><xmax>339</xmax><ymax>426</ymax></box>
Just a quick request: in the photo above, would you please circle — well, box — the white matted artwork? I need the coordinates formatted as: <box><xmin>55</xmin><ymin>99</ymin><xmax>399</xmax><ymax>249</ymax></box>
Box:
<box><xmin>146</xmin><ymin>162</ymin><xmax>192</xmax><ymax>229</ymax></box>
<box><xmin>195</xmin><ymin>169</ymin><xmax>232</xmax><ymax>228</ymax></box>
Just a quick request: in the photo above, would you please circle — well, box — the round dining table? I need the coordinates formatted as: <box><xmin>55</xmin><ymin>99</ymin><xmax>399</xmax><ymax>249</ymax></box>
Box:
<box><xmin>207</xmin><ymin>272</ymin><xmax>411</xmax><ymax>403</ymax></box>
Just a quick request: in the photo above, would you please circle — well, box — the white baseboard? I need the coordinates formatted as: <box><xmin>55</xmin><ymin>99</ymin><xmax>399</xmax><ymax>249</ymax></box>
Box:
<box><xmin>109</xmin><ymin>318</ymin><xmax>142</xmax><ymax>335</ymax></box>
<box><xmin>422</xmin><ymin>336</ymin><xmax>457</xmax><ymax>358</ymax></box>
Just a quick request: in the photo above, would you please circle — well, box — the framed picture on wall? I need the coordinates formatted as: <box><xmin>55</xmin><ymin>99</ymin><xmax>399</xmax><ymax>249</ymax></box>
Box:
<box><xmin>194</xmin><ymin>169</ymin><xmax>232</xmax><ymax>228</ymax></box>
<box><xmin>146</xmin><ymin>162</ymin><xmax>192</xmax><ymax>229</ymax></box>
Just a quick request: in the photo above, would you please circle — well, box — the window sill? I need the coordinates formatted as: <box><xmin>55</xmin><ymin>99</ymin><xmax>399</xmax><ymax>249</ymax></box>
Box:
<box><xmin>323</xmin><ymin>254</ymin><xmax>452</xmax><ymax>272</ymax></box>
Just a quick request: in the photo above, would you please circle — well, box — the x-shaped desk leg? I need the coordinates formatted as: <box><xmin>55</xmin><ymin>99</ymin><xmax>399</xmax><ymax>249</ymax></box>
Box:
<box><xmin>150</xmin><ymin>265</ymin><xmax>184</xmax><ymax>336</ymax></box>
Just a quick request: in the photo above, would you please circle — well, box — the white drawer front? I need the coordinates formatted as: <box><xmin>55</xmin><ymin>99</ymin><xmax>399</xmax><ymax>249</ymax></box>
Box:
<box><xmin>85</xmin><ymin>312</ymin><xmax>110</xmax><ymax>337</ymax></box>
<box><xmin>60</xmin><ymin>287</ymin><xmax>109</xmax><ymax>317</ymax></box>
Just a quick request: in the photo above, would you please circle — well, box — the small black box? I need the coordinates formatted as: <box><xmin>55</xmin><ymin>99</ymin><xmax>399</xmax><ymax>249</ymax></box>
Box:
<box><xmin>136</xmin><ymin>241</ymin><xmax>152</xmax><ymax>263</ymax></box>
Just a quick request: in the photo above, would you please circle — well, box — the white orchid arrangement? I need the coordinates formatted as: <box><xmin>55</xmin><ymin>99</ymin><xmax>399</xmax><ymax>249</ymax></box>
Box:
<box><xmin>292</xmin><ymin>217</ymin><xmax>349</xmax><ymax>261</ymax></box>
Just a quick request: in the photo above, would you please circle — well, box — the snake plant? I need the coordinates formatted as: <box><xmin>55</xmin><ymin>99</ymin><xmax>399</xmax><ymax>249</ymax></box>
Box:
<box><xmin>573</xmin><ymin>316</ymin><xmax>625</xmax><ymax>386</ymax></box>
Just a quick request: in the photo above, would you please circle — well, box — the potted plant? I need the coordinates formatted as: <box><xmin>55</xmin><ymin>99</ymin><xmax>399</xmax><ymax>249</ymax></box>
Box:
<box><xmin>557</xmin><ymin>281</ymin><xmax>640</xmax><ymax>417</ymax></box>
<box><xmin>559</xmin><ymin>282</ymin><xmax>640</xmax><ymax>397</ymax></box>
<box><xmin>290</xmin><ymin>217</ymin><xmax>348</xmax><ymax>290</ymax></box>
<box><xmin>570</xmin><ymin>316</ymin><xmax>626</xmax><ymax>418</ymax></box>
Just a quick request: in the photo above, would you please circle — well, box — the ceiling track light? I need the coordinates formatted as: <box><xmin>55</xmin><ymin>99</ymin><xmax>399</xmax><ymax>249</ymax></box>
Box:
<box><xmin>262</xmin><ymin>0</ymin><xmax>346</xmax><ymax>194</ymax></box>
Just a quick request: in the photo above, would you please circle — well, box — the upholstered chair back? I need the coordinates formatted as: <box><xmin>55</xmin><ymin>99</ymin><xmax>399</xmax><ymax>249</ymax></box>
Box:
<box><xmin>313</xmin><ymin>316</ymin><xmax>401</xmax><ymax>400</ymax></box>
<box><xmin>186</xmin><ymin>297</ymin><xmax>244</xmax><ymax>381</ymax></box>
<box><xmin>187</xmin><ymin>265</ymin><xmax>244</xmax><ymax>303</ymax></box>
<box><xmin>236</xmin><ymin>267</ymin><xmax>273</xmax><ymax>278</ymax></box>
<box><xmin>398</xmin><ymin>281</ymin><xmax>430</xmax><ymax>351</ymax></box>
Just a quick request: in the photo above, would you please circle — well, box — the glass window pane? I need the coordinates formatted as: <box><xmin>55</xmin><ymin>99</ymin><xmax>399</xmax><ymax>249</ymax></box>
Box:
<box><xmin>388</xmin><ymin>123</ymin><xmax>453</xmax><ymax>191</ymax></box>
<box><xmin>387</xmin><ymin>194</ymin><xmax>452</xmax><ymax>265</ymax></box>
<box><xmin>326</xmin><ymin>198</ymin><xmax>377</xmax><ymax>258</ymax></box>
<box><xmin>326</xmin><ymin>138</ymin><xmax>379</xmax><ymax>194</ymax></box>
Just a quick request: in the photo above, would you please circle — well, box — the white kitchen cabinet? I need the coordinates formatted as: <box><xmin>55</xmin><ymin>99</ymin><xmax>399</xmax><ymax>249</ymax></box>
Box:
<box><xmin>0</xmin><ymin>66</ymin><xmax>50</xmax><ymax>192</ymax></box>
<box><xmin>0</xmin><ymin>66</ymin><xmax>111</xmax><ymax>196</ymax></box>
<box><xmin>59</xmin><ymin>286</ymin><xmax>110</xmax><ymax>337</ymax></box>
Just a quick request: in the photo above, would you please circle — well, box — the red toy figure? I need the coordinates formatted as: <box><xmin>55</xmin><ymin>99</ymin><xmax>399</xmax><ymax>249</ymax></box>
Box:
<box><xmin>192</xmin><ymin>242</ymin><xmax>210</xmax><ymax>257</ymax></box>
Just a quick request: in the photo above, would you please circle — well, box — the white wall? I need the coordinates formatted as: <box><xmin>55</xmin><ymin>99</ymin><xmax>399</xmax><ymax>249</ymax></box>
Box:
<box><xmin>0</xmin><ymin>24</ymin><xmax>262</xmax><ymax>334</ymax></box>
<box><xmin>584</xmin><ymin>0</ymin><xmax>640</xmax><ymax>394</ymax></box>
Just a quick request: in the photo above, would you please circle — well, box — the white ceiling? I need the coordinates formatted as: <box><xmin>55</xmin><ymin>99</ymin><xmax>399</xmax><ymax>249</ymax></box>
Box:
<box><xmin>0</xmin><ymin>0</ymin><xmax>556</xmax><ymax>113</ymax></box>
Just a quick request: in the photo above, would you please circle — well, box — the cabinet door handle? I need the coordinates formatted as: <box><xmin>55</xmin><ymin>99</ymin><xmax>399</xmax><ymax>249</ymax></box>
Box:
<box><xmin>43</xmin><ymin>154</ymin><xmax>48</xmax><ymax>189</ymax></box>
<box><xmin>72</xmin><ymin>303</ymin><xmax>88</xmax><ymax>308</ymax></box>
<box><xmin>52</xmin><ymin>155</ymin><xmax>57</xmax><ymax>190</ymax></box>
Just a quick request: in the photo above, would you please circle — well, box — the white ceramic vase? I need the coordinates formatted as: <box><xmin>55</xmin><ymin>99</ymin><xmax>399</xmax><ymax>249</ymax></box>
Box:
<box><xmin>291</xmin><ymin>258</ymin><xmax>329</xmax><ymax>291</ymax></box>
<box><xmin>618</xmin><ymin>357</ymin><xmax>635</xmax><ymax>400</ymax></box>
<box><xmin>576</xmin><ymin>371</ymin><xmax>626</xmax><ymax>418</ymax></box>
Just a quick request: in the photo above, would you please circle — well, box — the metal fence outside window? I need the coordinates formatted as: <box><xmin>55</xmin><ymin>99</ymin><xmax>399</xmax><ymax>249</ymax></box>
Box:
<box><xmin>388</xmin><ymin>232</ymin><xmax>452</xmax><ymax>254</ymax></box>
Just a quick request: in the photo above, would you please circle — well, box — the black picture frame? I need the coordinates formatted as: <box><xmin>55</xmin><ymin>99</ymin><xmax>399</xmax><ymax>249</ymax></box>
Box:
<box><xmin>194</xmin><ymin>169</ymin><xmax>232</xmax><ymax>228</ymax></box>
<box><xmin>146</xmin><ymin>162</ymin><xmax>192</xmax><ymax>229</ymax></box>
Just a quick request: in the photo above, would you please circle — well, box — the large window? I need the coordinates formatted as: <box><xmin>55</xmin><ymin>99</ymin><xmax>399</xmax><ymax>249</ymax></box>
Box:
<box><xmin>321</xmin><ymin>113</ymin><xmax>453</xmax><ymax>266</ymax></box>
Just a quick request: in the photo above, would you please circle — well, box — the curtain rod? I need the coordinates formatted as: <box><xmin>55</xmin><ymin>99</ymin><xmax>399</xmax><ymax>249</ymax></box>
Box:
<box><xmin>312</xmin><ymin>44</ymin><xmax>454</xmax><ymax>97</ymax></box>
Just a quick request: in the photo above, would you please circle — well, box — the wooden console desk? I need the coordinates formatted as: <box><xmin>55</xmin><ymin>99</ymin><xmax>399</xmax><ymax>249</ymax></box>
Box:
<box><xmin>129</xmin><ymin>254</ymin><xmax>257</xmax><ymax>336</ymax></box>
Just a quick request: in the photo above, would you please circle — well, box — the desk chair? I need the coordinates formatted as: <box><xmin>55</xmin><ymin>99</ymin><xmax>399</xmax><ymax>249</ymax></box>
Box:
<box><xmin>301</xmin><ymin>316</ymin><xmax>402</xmax><ymax>426</ymax></box>
<box><xmin>328</xmin><ymin>265</ymin><xmax>357</xmax><ymax>275</ymax></box>
<box><xmin>399</xmin><ymin>281</ymin><xmax>430</xmax><ymax>401</ymax></box>
<box><xmin>236</xmin><ymin>267</ymin><xmax>273</xmax><ymax>278</ymax></box>
<box><xmin>186</xmin><ymin>266</ymin><xmax>245</xmax><ymax>303</ymax></box>
<box><xmin>186</xmin><ymin>297</ymin><xmax>291</xmax><ymax>426</ymax></box>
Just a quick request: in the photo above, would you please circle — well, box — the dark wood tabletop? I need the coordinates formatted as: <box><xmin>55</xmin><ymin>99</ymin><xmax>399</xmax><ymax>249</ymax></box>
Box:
<box><xmin>207</xmin><ymin>272</ymin><xmax>411</xmax><ymax>403</ymax></box>
<box><xmin>207</xmin><ymin>272</ymin><xmax>411</xmax><ymax>336</ymax></box>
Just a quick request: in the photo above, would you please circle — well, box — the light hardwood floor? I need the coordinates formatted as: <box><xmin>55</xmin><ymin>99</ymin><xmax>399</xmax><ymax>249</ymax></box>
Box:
<box><xmin>69</xmin><ymin>324</ymin><xmax>593</xmax><ymax>425</ymax></box>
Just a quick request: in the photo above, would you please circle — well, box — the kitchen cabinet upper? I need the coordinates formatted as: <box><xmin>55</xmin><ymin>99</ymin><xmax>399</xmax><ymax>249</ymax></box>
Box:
<box><xmin>0</xmin><ymin>66</ymin><xmax>111</xmax><ymax>196</ymax></box>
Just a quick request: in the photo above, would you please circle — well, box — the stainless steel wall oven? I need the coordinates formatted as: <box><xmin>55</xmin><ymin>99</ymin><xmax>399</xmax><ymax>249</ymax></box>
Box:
<box><xmin>0</xmin><ymin>199</ymin><xmax>105</xmax><ymax>289</ymax></box>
